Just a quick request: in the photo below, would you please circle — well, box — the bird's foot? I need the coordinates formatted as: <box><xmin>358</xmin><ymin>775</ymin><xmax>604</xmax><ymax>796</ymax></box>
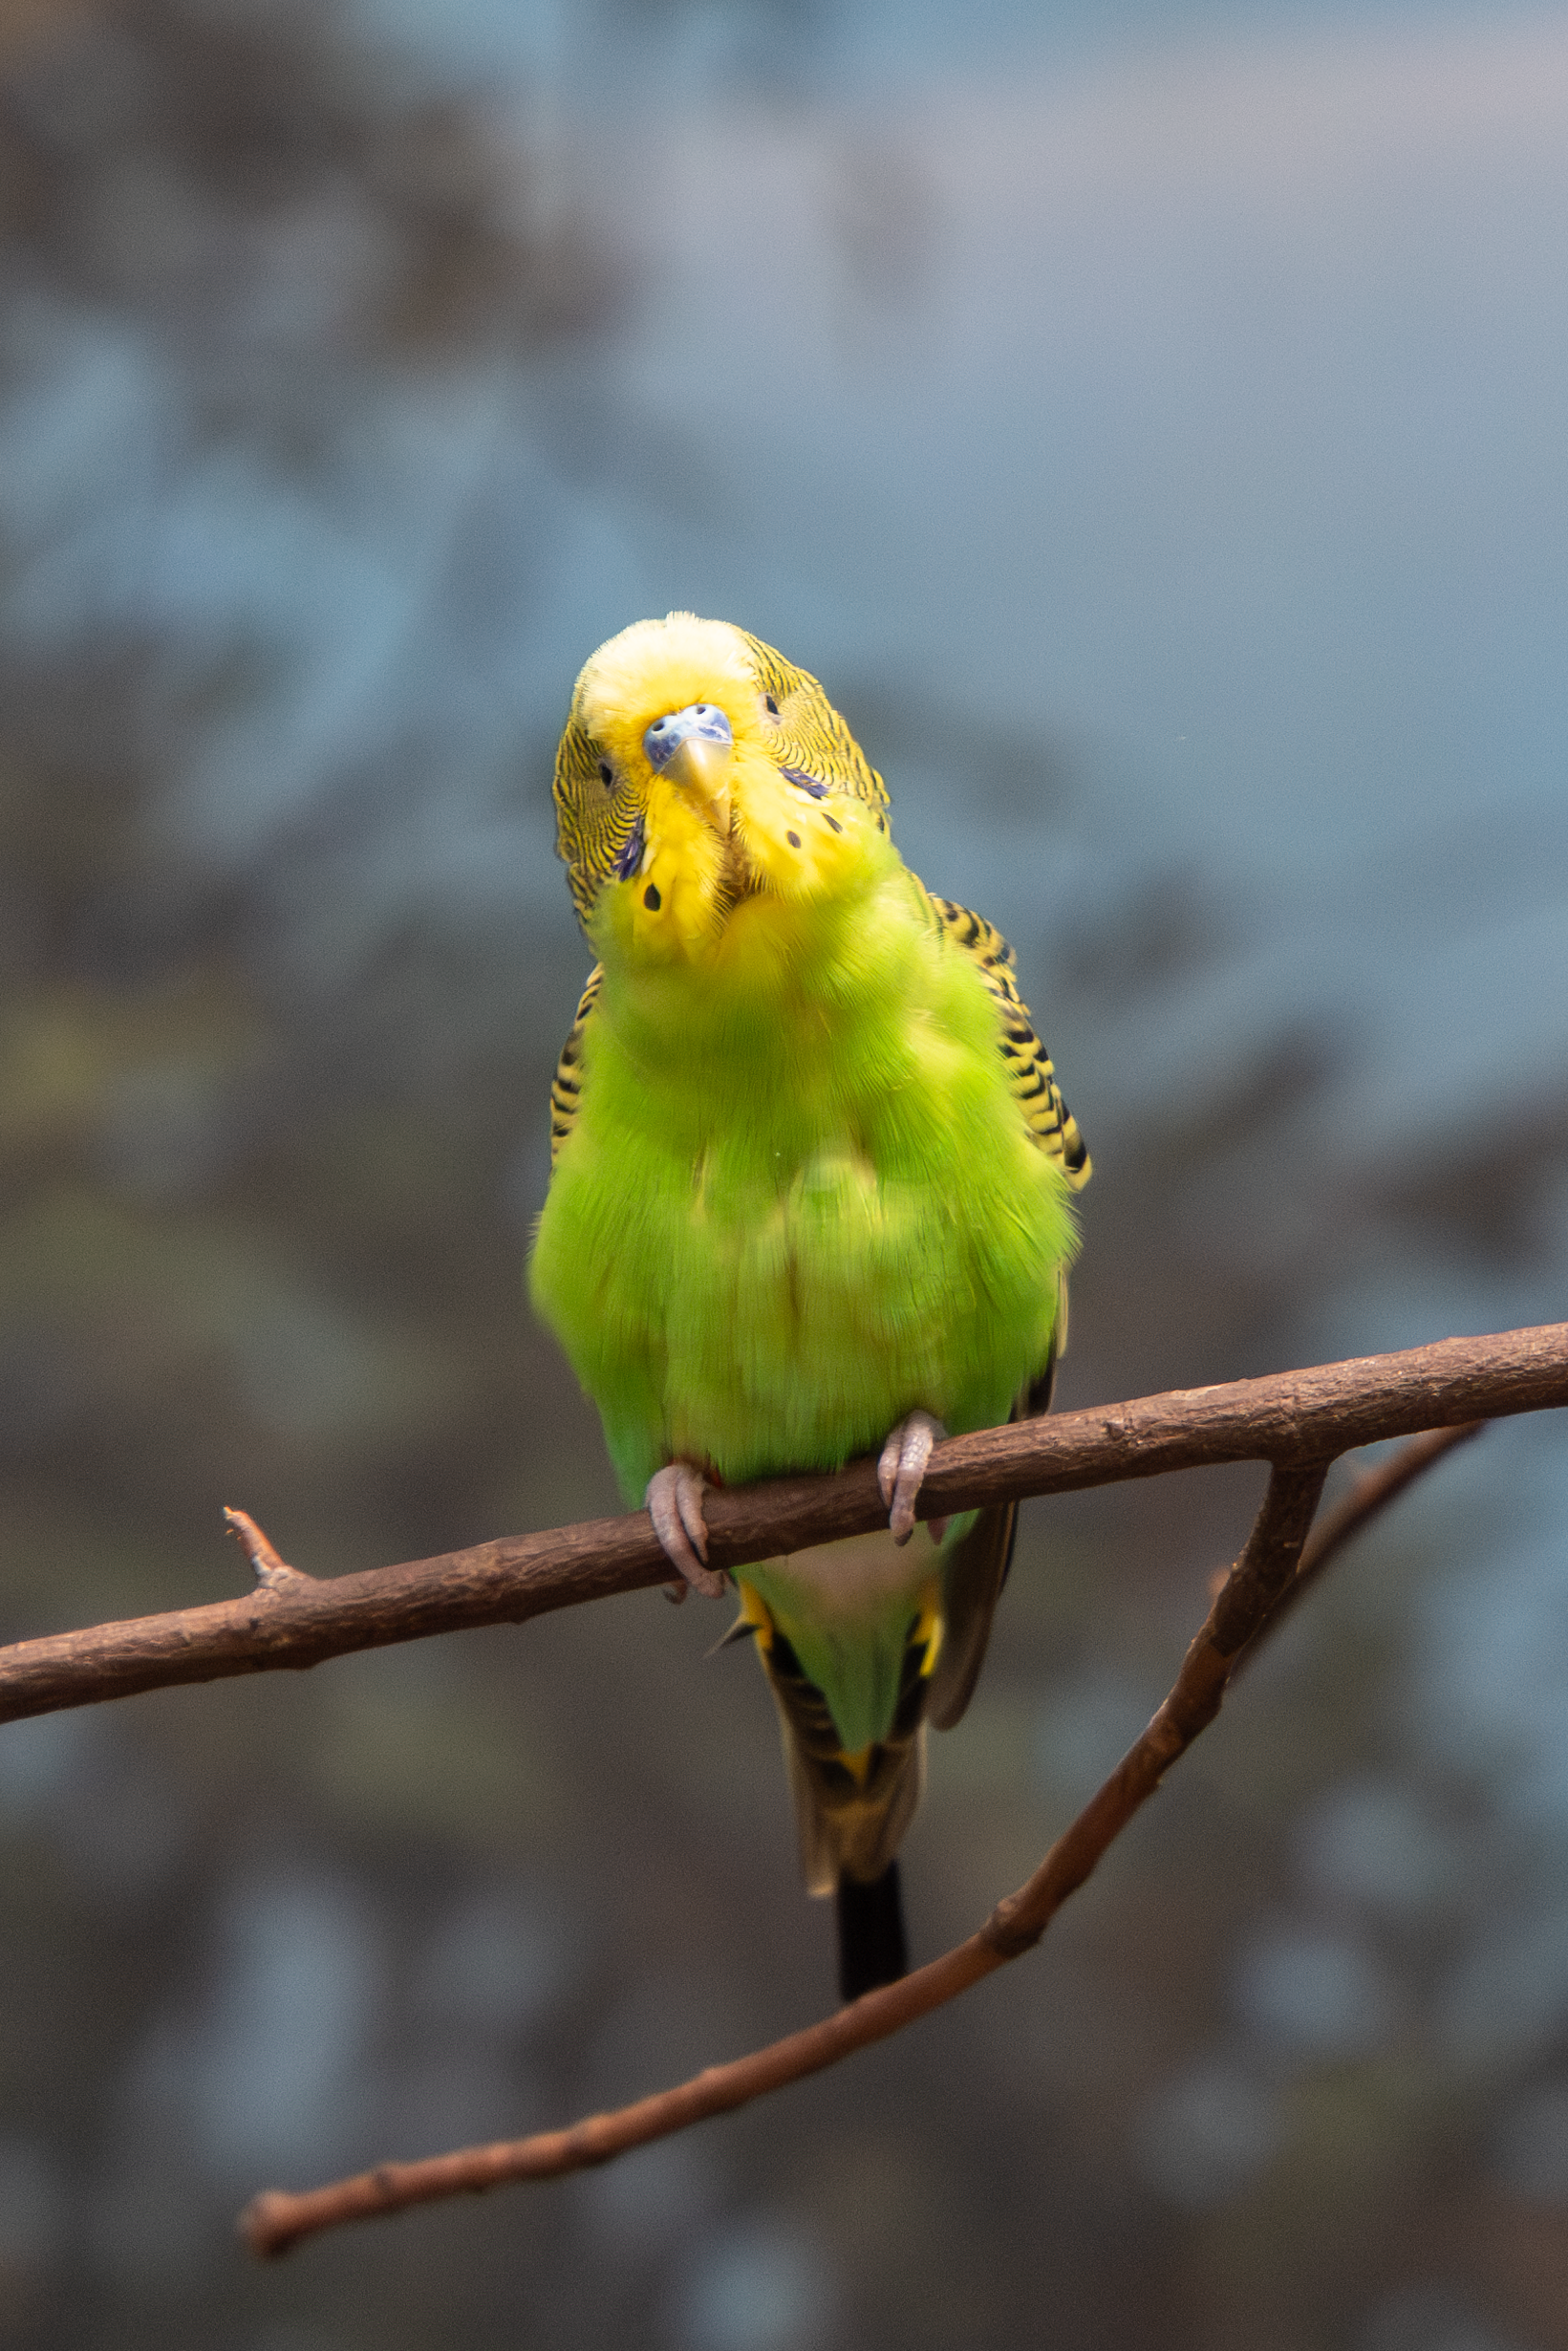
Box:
<box><xmin>645</xmin><ymin>1462</ymin><xmax>727</xmax><ymax>1599</ymax></box>
<box><xmin>876</xmin><ymin>1411</ymin><xmax>950</xmax><ymax>1546</ymax></box>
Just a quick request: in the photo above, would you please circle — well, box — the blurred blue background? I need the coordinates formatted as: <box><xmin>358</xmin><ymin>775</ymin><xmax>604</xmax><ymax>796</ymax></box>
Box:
<box><xmin>1</xmin><ymin>1</ymin><xmax>1565</xmax><ymax>2345</ymax></box>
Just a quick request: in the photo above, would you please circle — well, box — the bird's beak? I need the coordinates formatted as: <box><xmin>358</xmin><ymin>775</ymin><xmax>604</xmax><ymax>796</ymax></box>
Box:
<box><xmin>661</xmin><ymin>733</ymin><xmax>734</xmax><ymax>834</ymax></box>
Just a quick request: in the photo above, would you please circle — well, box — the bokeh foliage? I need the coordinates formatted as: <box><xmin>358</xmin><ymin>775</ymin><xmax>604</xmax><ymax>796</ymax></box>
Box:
<box><xmin>2</xmin><ymin>4</ymin><xmax>1567</xmax><ymax>2348</ymax></box>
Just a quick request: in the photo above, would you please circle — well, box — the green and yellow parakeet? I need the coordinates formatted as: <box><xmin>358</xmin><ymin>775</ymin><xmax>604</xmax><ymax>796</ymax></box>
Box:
<box><xmin>529</xmin><ymin>615</ymin><xmax>1090</xmax><ymax>1999</ymax></box>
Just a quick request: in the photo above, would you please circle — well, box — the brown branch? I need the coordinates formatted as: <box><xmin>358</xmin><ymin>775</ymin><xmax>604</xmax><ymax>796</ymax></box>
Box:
<box><xmin>242</xmin><ymin>1412</ymin><xmax>1505</xmax><ymax>2254</ymax></box>
<box><xmin>5</xmin><ymin>1326</ymin><xmax>1566</xmax><ymax>1728</ymax></box>
<box><xmin>241</xmin><ymin>1458</ymin><xmax>1342</xmax><ymax>2254</ymax></box>
<box><xmin>1235</xmin><ymin>1419</ymin><xmax>1487</xmax><ymax>1672</ymax></box>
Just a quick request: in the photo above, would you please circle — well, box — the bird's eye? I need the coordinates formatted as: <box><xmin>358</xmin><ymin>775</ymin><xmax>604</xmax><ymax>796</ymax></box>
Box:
<box><xmin>598</xmin><ymin>761</ymin><xmax>613</xmax><ymax>787</ymax></box>
<box><xmin>764</xmin><ymin>695</ymin><xmax>779</xmax><ymax>716</ymax></box>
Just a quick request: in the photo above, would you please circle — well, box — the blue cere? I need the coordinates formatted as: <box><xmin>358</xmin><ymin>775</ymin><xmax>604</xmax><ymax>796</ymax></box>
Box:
<box><xmin>643</xmin><ymin>702</ymin><xmax>733</xmax><ymax>769</ymax></box>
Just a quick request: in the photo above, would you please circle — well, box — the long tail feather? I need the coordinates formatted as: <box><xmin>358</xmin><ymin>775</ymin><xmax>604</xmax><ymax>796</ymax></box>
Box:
<box><xmin>743</xmin><ymin>1582</ymin><xmax>933</xmax><ymax>1895</ymax></box>
<box><xmin>836</xmin><ymin>1861</ymin><xmax>908</xmax><ymax>2001</ymax></box>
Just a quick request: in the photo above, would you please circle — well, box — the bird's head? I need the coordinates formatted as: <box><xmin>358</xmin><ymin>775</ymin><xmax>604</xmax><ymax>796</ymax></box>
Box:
<box><xmin>551</xmin><ymin>614</ymin><xmax>892</xmax><ymax>970</ymax></box>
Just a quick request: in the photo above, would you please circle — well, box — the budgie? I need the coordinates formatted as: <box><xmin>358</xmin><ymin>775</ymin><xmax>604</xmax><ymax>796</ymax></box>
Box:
<box><xmin>529</xmin><ymin>615</ymin><xmax>1090</xmax><ymax>2000</ymax></box>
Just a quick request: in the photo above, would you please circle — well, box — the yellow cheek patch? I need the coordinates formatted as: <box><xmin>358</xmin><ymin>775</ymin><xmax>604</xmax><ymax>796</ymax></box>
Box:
<box><xmin>730</xmin><ymin>748</ymin><xmax>881</xmax><ymax>901</ymax></box>
<box><xmin>600</xmin><ymin>781</ymin><xmax>729</xmax><ymax>965</ymax></box>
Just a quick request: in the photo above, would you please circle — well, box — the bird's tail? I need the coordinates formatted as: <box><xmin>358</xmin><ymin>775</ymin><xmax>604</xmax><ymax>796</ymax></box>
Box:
<box><xmin>741</xmin><ymin>1587</ymin><xmax>932</xmax><ymax>1998</ymax></box>
<box><xmin>835</xmin><ymin>1862</ymin><xmax>908</xmax><ymax>2002</ymax></box>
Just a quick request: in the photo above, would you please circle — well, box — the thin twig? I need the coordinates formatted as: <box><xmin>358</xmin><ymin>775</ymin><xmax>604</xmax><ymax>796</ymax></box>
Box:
<box><xmin>224</xmin><ymin>1508</ymin><xmax>311</xmax><ymax>1590</ymax></box>
<box><xmin>4</xmin><ymin>1327</ymin><xmax>1565</xmax><ymax>1728</ymax></box>
<box><xmin>239</xmin><ymin>1455</ymin><xmax>1378</xmax><ymax>2256</ymax></box>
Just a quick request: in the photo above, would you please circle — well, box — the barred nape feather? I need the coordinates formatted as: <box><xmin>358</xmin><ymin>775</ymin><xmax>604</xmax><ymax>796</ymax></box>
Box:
<box><xmin>553</xmin><ymin>714</ymin><xmax>643</xmax><ymax>923</ymax></box>
<box><xmin>735</xmin><ymin>627</ymin><xmax>890</xmax><ymax>811</ymax></box>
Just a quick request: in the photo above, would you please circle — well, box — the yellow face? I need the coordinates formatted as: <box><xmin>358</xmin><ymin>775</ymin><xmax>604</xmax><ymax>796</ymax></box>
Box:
<box><xmin>551</xmin><ymin>614</ymin><xmax>891</xmax><ymax>969</ymax></box>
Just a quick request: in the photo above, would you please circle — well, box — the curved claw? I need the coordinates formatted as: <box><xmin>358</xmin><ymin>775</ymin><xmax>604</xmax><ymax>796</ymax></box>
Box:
<box><xmin>876</xmin><ymin>1410</ymin><xmax>950</xmax><ymax>1546</ymax></box>
<box><xmin>645</xmin><ymin>1462</ymin><xmax>727</xmax><ymax>1598</ymax></box>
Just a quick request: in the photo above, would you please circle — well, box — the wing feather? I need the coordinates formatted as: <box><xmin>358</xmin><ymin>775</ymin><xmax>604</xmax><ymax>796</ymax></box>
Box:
<box><xmin>927</xmin><ymin>1325</ymin><xmax>1063</xmax><ymax>1731</ymax></box>
<box><xmin>919</xmin><ymin>893</ymin><xmax>1088</xmax><ymax>1729</ymax></box>
<box><xmin>927</xmin><ymin>895</ymin><xmax>1091</xmax><ymax>1188</ymax></box>
<box><xmin>548</xmin><ymin>964</ymin><xmax>604</xmax><ymax>1170</ymax></box>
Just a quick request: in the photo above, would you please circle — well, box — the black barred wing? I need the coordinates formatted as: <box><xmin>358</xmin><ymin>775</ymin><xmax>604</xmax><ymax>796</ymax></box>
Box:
<box><xmin>548</xmin><ymin>965</ymin><xmax>603</xmax><ymax>1171</ymax></box>
<box><xmin>928</xmin><ymin>896</ymin><xmax>1091</xmax><ymax>1189</ymax></box>
<box><xmin>908</xmin><ymin>893</ymin><xmax>1088</xmax><ymax>1736</ymax></box>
